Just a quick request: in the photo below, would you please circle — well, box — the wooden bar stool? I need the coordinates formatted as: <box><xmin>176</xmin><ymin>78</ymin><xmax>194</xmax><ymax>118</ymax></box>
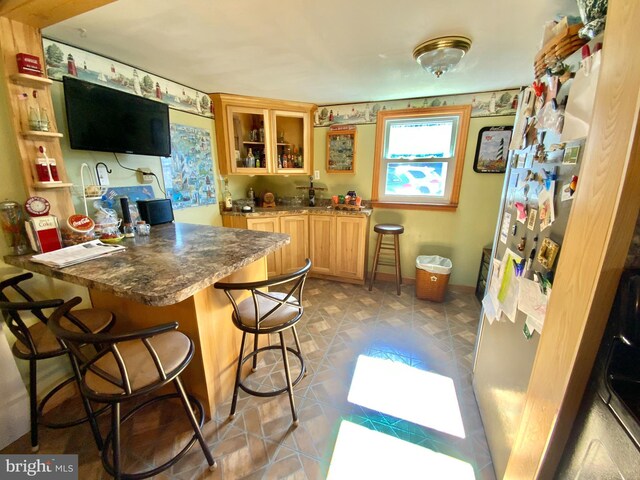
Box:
<box><xmin>368</xmin><ymin>224</ymin><xmax>404</xmax><ymax>295</ymax></box>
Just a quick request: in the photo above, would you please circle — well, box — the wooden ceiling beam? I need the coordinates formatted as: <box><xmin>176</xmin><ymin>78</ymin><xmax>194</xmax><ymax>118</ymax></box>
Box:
<box><xmin>0</xmin><ymin>0</ymin><xmax>115</xmax><ymax>28</ymax></box>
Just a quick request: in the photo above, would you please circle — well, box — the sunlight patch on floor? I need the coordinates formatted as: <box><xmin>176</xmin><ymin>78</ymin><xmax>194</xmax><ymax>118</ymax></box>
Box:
<box><xmin>327</xmin><ymin>420</ymin><xmax>475</xmax><ymax>480</ymax></box>
<box><xmin>348</xmin><ymin>354</ymin><xmax>466</xmax><ymax>438</ymax></box>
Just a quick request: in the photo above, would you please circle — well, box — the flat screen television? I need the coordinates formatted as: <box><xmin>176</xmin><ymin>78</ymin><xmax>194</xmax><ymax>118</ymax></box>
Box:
<box><xmin>63</xmin><ymin>76</ymin><xmax>171</xmax><ymax>157</ymax></box>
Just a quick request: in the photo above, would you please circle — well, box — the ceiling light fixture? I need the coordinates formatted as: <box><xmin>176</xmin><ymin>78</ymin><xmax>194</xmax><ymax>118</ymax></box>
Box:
<box><xmin>412</xmin><ymin>36</ymin><xmax>472</xmax><ymax>78</ymax></box>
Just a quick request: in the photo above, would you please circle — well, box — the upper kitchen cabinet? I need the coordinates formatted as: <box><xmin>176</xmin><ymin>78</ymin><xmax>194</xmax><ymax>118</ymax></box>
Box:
<box><xmin>211</xmin><ymin>93</ymin><xmax>316</xmax><ymax>176</ymax></box>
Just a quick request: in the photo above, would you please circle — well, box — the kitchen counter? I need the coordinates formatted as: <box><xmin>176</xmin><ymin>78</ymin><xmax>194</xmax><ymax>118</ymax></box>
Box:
<box><xmin>3</xmin><ymin>222</ymin><xmax>290</xmax><ymax>306</ymax></box>
<box><xmin>3</xmin><ymin>222</ymin><xmax>290</xmax><ymax>417</ymax></box>
<box><xmin>223</xmin><ymin>205</ymin><xmax>373</xmax><ymax>217</ymax></box>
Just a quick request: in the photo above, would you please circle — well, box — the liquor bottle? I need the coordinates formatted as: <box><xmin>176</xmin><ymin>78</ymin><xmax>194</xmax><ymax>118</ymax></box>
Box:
<box><xmin>223</xmin><ymin>178</ymin><xmax>233</xmax><ymax>211</ymax></box>
<box><xmin>308</xmin><ymin>176</ymin><xmax>316</xmax><ymax>207</ymax></box>
<box><xmin>278</xmin><ymin>154</ymin><xmax>283</xmax><ymax>169</ymax></box>
<box><xmin>248</xmin><ymin>187</ymin><xmax>255</xmax><ymax>205</ymax></box>
<box><xmin>246</xmin><ymin>148</ymin><xmax>255</xmax><ymax>168</ymax></box>
<box><xmin>259</xmin><ymin>121</ymin><xmax>265</xmax><ymax>142</ymax></box>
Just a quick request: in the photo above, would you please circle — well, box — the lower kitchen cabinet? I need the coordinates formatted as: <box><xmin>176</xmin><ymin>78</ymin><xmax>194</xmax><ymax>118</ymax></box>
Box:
<box><xmin>224</xmin><ymin>211</ymin><xmax>369</xmax><ymax>283</ymax></box>
<box><xmin>279</xmin><ymin>215</ymin><xmax>309</xmax><ymax>274</ymax></box>
<box><xmin>246</xmin><ymin>217</ymin><xmax>281</xmax><ymax>276</ymax></box>
<box><xmin>334</xmin><ymin>216</ymin><xmax>368</xmax><ymax>281</ymax></box>
<box><xmin>309</xmin><ymin>213</ymin><xmax>369</xmax><ymax>283</ymax></box>
<box><xmin>309</xmin><ymin>215</ymin><xmax>335</xmax><ymax>275</ymax></box>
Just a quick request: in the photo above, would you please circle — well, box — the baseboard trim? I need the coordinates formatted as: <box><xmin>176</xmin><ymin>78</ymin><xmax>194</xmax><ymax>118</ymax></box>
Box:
<box><xmin>370</xmin><ymin>272</ymin><xmax>475</xmax><ymax>293</ymax></box>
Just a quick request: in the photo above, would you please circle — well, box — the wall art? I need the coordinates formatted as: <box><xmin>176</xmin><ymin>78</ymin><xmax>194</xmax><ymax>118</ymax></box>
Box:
<box><xmin>162</xmin><ymin>124</ymin><xmax>216</xmax><ymax>209</ymax></box>
<box><xmin>473</xmin><ymin>126</ymin><xmax>513</xmax><ymax>173</ymax></box>
<box><xmin>315</xmin><ymin>89</ymin><xmax>519</xmax><ymax>127</ymax></box>
<box><xmin>42</xmin><ymin>38</ymin><xmax>213</xmax><ymax>118</ymax></box>
<box><xmin>326</xmin><ymin>125</ymin><xmax>356</xmax><ymax>173</ymax></box>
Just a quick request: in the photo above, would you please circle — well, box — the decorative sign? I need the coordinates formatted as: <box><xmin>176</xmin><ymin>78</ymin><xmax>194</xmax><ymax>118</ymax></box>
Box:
<box><xmin>162</xmin><ymin>124</ymin><xmax>216</xmax><ymax>209</ymax></box>
<box><xmin>327</xmin><ymin>125</ymin><xmax>356</xmax><ymax>173</ymax></box>
<box><xmin>42</xmin><ymin>38</ymin><xmax>213</xmax><ymax>118</ymax></box>
<box><xmin>473</xmin><ymin>126</ymin><xmax>513</xmax><ymax>173</ymax></box>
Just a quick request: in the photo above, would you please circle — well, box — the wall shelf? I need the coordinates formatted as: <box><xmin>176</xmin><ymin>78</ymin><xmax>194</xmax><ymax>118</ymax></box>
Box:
<box><xmin>10</xmin><ymin>73</ymin><xmax>53</xmax><ymax>88</ymax></box>
<box><xmin>21</xmin><ymin>130</ymin><xmax>63</xmax><ymax>139</ymax></box>
<box><xmin>34</xmin><ymin>182</ymin><xmax>73</xmax><ymax>190</ymax></box>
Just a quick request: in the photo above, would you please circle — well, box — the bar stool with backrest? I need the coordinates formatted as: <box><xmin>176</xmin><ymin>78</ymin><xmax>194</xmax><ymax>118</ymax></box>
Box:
<box><xmin>214</xmin><ymin>259</ymin><xmax>311</xmax><ymax>426</ymax></box>
<box><xmin>368</xmin><ymin>223</ymin><xmax>405</xmax><ymax>295</ymax></box>
<box><xmin>0</xmin><ymin>272</ymin><xmax>115</xmax><ymax>452</ymax></box>
<box><xmin>47</xmin><ymin>297</ymin><xmax>217</xmax><ymax>480</ymax></box>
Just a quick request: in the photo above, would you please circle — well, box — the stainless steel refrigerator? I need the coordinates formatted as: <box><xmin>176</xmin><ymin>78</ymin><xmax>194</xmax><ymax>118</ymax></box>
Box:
<box><xmin>472</xmin><ymin>82</ymin><xmax>588</xmax><ymax>478</ymax></box>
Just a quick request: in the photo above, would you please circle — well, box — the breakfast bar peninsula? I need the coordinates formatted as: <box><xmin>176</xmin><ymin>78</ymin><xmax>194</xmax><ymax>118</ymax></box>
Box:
<box><xmin>4</xmin><ymin>222</ymin><xmax>290</xmax><ymax>417</ymax></box>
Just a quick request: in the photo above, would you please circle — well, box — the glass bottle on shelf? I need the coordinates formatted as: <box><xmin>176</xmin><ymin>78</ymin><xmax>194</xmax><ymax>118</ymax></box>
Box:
<box><xmin>28</xmin><ymin>91</ymin><xmax>41</xmax><ymax>131</ymax></box>
<box><xmin>259</xmin><ymin>121</ymin><xmax>265</xmax><ymax>142</ymax></box>
<box><xmin>246</xmin><ymin>148</ymin><xmax>255</xmax><ymax>168</ymax></box>
<box><xmin>38</xmin><ymin>107</ymin><xmax>50</xmax><ymax>132</ymax></box>
<box><xmin>223</xmin><ymin>178</ymin><xmax>233</xmax><ymax>211</ymax></box>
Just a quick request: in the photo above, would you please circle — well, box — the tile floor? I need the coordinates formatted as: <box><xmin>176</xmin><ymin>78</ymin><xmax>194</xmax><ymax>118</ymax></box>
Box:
<box><xmin>2</xmin><ymin>278</ymin><xmax>496</xmax><ymax>479</ymax></box>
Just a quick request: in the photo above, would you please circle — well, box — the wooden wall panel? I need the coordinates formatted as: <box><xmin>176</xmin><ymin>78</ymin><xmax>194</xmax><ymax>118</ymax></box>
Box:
<box><xmin>0</xmin><ymin>0</ymin><xmax>114</xmax><ymax>28</ymax></box>
<box><xmin>504</xmin><ymin>0</ymin><xmax>640</xmax><ymax>477</ymax></box>
<box><xmin>0</xmin><ymin>17</ymin><xmax>74</xmax><ymax>218</ymax></box>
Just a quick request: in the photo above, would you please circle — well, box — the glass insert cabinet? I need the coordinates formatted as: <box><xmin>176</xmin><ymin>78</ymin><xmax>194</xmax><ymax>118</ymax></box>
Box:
<box><xmin>211</xmin><ymin>94</ymin><xmax>316</xmax><ymax>176</ymax></box>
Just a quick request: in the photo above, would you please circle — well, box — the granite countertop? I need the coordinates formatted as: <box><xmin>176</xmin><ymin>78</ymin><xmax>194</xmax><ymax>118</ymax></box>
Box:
<box><xmin>3</xmin><ymin>223</ymin><xmax>289</xmax><ymax>307</ymax></box>
<box><xmin>223</xmin><ymin>205</ymin><xmax>373</xmax><ymax>217</ymax></box>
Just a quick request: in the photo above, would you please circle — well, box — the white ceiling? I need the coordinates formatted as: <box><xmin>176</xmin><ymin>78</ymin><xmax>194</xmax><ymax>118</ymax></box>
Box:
<box><xmin>43</xmin><ymin>0</ymin><xmax>579</xmax><ymax>105</ymax></box>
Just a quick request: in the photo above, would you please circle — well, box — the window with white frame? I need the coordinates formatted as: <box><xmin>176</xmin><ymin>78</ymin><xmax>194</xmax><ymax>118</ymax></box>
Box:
<box><xmin>372</xmin><ymin>106</ymin><xmax>471</xmax><ymax>209</ymax></box>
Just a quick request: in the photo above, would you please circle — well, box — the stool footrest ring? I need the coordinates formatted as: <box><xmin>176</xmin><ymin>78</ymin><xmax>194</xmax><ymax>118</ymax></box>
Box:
<box><xmin>101</xmin><ymin>393</ymin><xmax>205</xmax><ymax>480</ymax></box>
<box><xmin>239</xmin><ymin>345</ymin><xmax>305</xmax><ymax>398</ymax></box>
<box><xmin>38</xmin><ymin>376</ymin><xmax>108</xmax><ymax>429</ymax></box>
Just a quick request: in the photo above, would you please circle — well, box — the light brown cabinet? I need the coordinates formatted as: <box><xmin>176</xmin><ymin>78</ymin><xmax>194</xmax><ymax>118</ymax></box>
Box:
<box><xmin>309</xmin><ymin>215</ymin><xmax>335</xmax><ymax>275</ymax></box>
<box><xmin>224</xmin><ymin>212</ymin><xmax>369</xmax><ymax>283</ymax></box>
<box><xmin>310</xmin><ymin>214</ymin><xmax>369</xmax><ymax>282</ymax></box>
<box><xmin>225</xmin><ymin>214</ymin><xmax>308</xmax><ymax>275</ymax></box>
<box><xmin>334</xmin><ymin>216</ymin><xmax>368</xmax><ymax>281</ymax></box>
<box><xmin>279</xmin><ymin>215</ymin><xmax>309</xmax><ymax>274</ymax></box>
<box><xmin>246</xmin><ymin>217</ymin><xmax>281</xmax><ymax>276</ymax></box>
<box><xmin>211</xmin><ymin>93</ymin><xmax>316</xmax><ymax>176</ymax></box>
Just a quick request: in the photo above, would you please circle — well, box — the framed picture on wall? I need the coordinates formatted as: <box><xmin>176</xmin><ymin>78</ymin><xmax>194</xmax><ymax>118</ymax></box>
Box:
<box><xmin>473</xmin><ymin>126</ymin><xmax>513</xmax><ymax>173</ymax></box>
<box><xmin>326</xmin><ymin>125</ymin><xmax>356</xmax><ymax>173</ymax></box>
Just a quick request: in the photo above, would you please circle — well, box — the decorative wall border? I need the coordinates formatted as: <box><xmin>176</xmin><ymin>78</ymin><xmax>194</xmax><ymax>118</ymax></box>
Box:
<box><xmin>314</xmin><ymin>89</ymin><xmax>520</xmax><ymax>126</ymax></box>
<box><xmin>42</xmin><ymin>37</ymin><xmax>213</xmax><ymax>118</ymax></box>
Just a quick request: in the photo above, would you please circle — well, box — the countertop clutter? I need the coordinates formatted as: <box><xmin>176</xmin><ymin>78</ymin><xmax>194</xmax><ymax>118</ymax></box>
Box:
<box><xmin>3</xmin><ymin>222</ymin><xmax>289</xmax><ymax>306</ymax></box>
<box><xmin>222</xmin><ymin>205</ymin><xmax>373</xmax><ymax>217</ymax></box>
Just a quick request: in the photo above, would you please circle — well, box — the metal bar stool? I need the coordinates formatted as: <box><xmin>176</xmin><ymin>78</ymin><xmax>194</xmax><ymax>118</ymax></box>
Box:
<box><xmin>0</xmin><ymin>272</ymin><xmax>115</xmax><ymax>452</ymax></box>
<box><xmin>48</xmin><ymin>297</ymin><xmax>216</xmax><ymax>480</ymax></box>
<box><xmin>215</xmin><ymin>259</ymin><xmax>311</xmax><ymax>427</ymax></box>
<box><xmin>368</xmin><ymin>224</ymin><xmax>404</xmax><ymax>295</ymax></box>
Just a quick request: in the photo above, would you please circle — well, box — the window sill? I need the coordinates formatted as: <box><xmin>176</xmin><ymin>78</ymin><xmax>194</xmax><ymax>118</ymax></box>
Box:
<box><xmin>370</xmin><ymin>201</ymin><xmax>458</xmax><ymax>212</ymax></box>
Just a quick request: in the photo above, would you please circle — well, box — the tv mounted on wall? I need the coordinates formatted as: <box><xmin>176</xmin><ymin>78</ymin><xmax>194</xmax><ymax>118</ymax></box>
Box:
<box><xmin>63</xmin><ymin>76</ymin><xmax>171</xmax><ymax>157</ymax></box>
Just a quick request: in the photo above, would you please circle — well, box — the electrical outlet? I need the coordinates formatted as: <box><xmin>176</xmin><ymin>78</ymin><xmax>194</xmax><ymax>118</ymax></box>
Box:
<box><xmin>314</xmin><ymin>170</ymin><xmax>320</xmax><ymax>180</ymax></box>
<box><xmin>136</xmin><ymin>168</ymin><xmax>154</xmax><ymax>184</ymax></box>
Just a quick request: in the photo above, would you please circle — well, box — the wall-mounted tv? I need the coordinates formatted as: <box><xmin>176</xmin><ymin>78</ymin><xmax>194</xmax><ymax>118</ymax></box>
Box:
<box><xmin>63</xmin><ymin>76</ymin><xmax>171</xmax><ymax>157</ymax></box>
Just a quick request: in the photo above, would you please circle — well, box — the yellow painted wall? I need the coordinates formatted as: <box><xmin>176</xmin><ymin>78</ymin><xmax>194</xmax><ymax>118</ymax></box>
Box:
<box><xmin>236</xmin><ymin>115</ymin><xmax>513</xmax><ymax>286</ymax></box>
